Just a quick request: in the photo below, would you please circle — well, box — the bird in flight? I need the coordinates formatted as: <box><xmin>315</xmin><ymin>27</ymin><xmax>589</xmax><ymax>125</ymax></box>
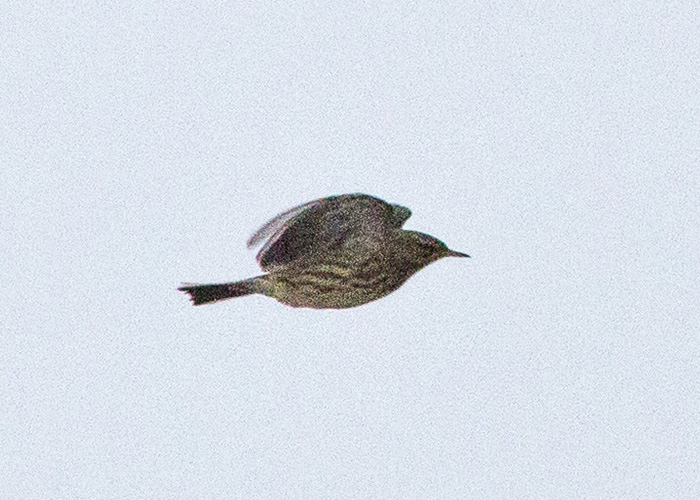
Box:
<box><xmin>179</xmin><ymin>193</ymin><xmax>470</xmax><ymax>309</ymax></box>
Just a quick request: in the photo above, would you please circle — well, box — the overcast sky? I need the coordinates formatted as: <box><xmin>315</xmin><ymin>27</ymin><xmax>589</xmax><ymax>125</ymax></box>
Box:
<box><xmin>2</xmin><ymin>1</ymin><xmax>699</xmax><ymax>499</ymax></box>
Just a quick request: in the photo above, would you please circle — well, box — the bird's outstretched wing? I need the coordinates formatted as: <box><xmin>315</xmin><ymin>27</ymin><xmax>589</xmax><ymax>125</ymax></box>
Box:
<box><xmin>247</xmin><ymin>193</ymin><xmax>412</xmax><ymax>271</ymax></box>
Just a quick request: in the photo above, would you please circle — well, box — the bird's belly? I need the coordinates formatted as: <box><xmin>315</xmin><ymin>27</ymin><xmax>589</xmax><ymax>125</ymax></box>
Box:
<box><xmin>277</xmin><ymin>283</ymin><xmax>394</xmax><ymax>309</ymax></box>
<box><xmin>268</xmin><ymin>270</ymin><xmax>409</xmax><ymax>309</ymax></box>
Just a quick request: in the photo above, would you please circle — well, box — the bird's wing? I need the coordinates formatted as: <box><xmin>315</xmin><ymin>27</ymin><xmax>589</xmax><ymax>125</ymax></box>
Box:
<box><xmin>248</xmin><ymin>193</ymin><xmax>412</xmax><ymax>271</ymax></box>
<box><xmin>246</xmin><ymin>199</ymin><xmax>321</xmax><ymax>249</ymax></box>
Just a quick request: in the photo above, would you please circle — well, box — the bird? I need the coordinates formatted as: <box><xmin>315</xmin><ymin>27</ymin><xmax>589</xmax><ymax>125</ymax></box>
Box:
<box><xmin>178</xmin><ymin>193</ymin><xmax>470</xmax><ymax>309</ymax></box>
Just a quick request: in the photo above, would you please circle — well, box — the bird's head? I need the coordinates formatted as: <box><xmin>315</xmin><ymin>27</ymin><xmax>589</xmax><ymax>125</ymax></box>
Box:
<box><xmin>400</xmin><ymin>231</ymin><xmax>470</xmax><ymax>269</ymax></box>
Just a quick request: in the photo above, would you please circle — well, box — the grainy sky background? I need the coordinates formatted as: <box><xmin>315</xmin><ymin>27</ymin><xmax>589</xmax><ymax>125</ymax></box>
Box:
<box><xmin>2</xmin><ymin>2</ymin><xmax>699</xmax><ymax>499</ymax></box>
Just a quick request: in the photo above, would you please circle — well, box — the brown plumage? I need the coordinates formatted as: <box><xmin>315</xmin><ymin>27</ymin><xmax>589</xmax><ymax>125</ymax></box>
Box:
<box><xmin>179</xmin><ymin>193</ymin><xmax>469</xmax><ymax>309</ymax></box>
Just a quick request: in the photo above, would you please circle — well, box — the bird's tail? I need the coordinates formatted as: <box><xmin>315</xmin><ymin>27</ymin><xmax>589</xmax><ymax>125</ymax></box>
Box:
<box><xmin>178</xmin><ymin>277</ymin><xmax>262</xmax><ymax>306</ymax></box>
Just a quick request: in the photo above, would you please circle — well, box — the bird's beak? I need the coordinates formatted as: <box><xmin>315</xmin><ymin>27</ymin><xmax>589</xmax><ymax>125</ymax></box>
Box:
<box><xmin>447</xmin><ymin>249</ymin><xmax>471</xmax><ymax>258</ymax></box>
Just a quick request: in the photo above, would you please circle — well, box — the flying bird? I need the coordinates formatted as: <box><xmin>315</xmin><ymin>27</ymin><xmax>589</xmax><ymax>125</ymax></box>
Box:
<box><xmin>179</xmin><ymin>193</ymin><xmax>469</xmax><ymax>309</ymax></box>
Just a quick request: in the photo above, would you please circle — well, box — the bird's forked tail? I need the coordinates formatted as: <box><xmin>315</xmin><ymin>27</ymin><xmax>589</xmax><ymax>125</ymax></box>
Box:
<box><xmin>178</xmin><ymin>277</ymin><xmax>261</xmax><ymax>306</ymax></box>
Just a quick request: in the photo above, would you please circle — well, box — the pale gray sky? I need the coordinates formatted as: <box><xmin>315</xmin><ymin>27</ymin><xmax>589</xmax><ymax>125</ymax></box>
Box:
<box><xmin>2</xmin><ymin>2</ymin><xmax>699</xmax><ymax>499</ymax></box>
